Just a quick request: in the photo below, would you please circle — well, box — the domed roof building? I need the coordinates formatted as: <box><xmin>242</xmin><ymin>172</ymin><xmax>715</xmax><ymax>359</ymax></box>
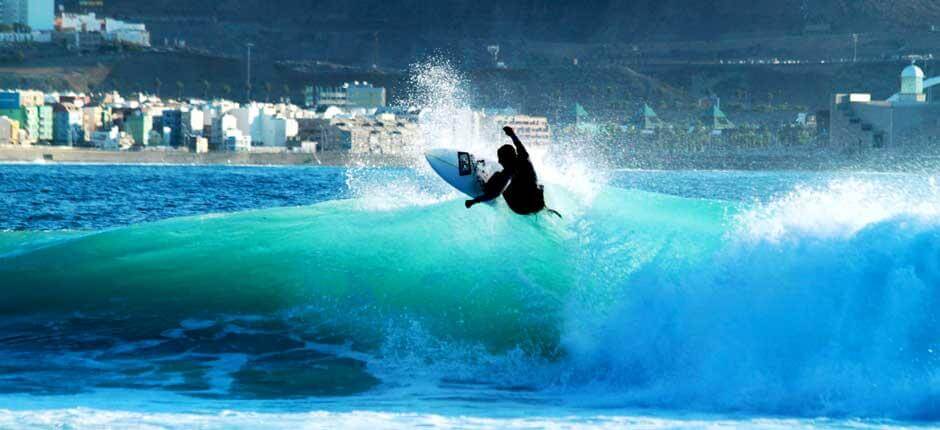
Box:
<box><xmin>901</xmin><ymin>63</ymin><xmax>925</xmax><ymax>78</ymax></box>
<box><xmin>900</xmin><ymin>63</ymin><xmax>925</xmax><ymax>96</ymax></box>
<box><xmin>829</xmin><ymin>62</ymin><xmax>940</xmax><ymax>149</ymax></box>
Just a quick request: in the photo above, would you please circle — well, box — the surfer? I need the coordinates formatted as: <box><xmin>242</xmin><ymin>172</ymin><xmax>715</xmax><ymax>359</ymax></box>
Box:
<box><xmin>465</xmin><ymin>126</ymin><xmax>559</xmax><ymax>217</ymax></box>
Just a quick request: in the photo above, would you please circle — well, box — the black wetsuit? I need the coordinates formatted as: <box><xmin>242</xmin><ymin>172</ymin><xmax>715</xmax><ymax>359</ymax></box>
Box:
<box><xmin>473</xmin><ymin>135</ymin><xmax>545</xmax><ymax>215</ymax></box>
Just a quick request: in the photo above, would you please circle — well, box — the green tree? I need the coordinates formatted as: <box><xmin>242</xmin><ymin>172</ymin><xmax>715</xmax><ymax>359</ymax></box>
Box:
<box><xmin>264</xmin><ymin>82</ymin><xmax>272</xmax><ymax>102</ymax></box>
<box><xmin>154</xmin><ymin>77</ymin><xmax>162</xmax><ymax>97</ymax></box>
<box><xmin>282</xmin><ymin>83</ymin><xmax>291</xmax><ymax>102</ymax></box>
<box><xmin>201</xmin><ymin>79</ymin><xmax>211</xmax><ymax>99</ymax></box>
<box><xmin>222</xmin><ymin>84</ymin><xmax>232</xmax><ymax>99</ymax></box>
<box><xmin>176</xmin><ymin>80</ymin><xmax>184</xmax><ymax>100</ymax></box>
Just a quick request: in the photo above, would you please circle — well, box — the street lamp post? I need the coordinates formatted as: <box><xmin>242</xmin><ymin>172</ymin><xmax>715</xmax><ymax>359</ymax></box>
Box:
<box><xmin>245</xmin><ymin>43</ymin><xmax>254</xmax><ymax>101</ymax></box>
<box><xmin>852</xmin><ymin>34</ymin><xmax>858</xmax><ymax>63</ymax></box>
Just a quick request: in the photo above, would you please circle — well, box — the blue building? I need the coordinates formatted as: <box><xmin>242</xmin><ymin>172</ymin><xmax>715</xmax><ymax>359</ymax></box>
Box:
<box><xmin>0</xmin><ymin>91</ymin><xmax>20</xmax><ymax>109</ymax></box>
<box><xmin>161</xmin><ymin>109</ymin><xmax>183</xmax><ymax>147</ymax></box>
<box><xmin>53</xmin><ymin>103</ymin><xmax>84</xmax><ymax>146</ymax></box>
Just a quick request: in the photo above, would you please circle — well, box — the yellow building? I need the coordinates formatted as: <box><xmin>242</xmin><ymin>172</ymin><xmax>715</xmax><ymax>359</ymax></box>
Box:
<box><xmin>0</xmin><ymin>115</ymin><xmax>20</xmax><ymax>145</ymax></box>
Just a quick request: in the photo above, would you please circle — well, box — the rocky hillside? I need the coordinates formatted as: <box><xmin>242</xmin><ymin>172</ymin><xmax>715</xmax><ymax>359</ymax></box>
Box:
<box><xmin>74</xmin><ymin>0</ymin><xmax>940</xmax><ymax>42</ymax></box>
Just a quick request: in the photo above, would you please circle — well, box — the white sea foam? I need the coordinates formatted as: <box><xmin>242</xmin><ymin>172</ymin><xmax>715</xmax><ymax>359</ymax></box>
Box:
<box><xmin>0</xmin><ymin>407</ymin><xmax>916</xmax><ymax>430</ymax></box>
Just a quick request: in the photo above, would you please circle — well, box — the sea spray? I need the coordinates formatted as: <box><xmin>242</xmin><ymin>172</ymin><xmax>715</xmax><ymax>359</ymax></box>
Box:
<box><xmin>345</xmin><ymin>58</ymin><xmax>606</xmax><ymax>214</ymax></box>
<box><xmin>558</xmin><ymin>178</ymin><xmax>940</xmax><ymax>419</ymax></box>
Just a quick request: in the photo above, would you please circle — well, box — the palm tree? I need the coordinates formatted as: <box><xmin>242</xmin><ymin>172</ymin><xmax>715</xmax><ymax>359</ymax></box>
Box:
<box><xmin>154</xmin><ymin>77</ymin><xmax>162</xmax><ymax>97</ymax></box>
<box><xmin>282</xmin><ymin>83</ymin><xmax>291</xmax><ymax>103</ymax></box>
<box><xmin>201</xmin><ymin>79</ymin><xmax>211</xmax><ymax>99</ymax></box>
<box><xmin>222</xmin><ymin>84</ymin><xmax>232</xmax><ymax>99</ymax></box>
<box><xmin>176</xmin><ymin>81</ymin><xmax>184</xmax><ymax>100</ymax></box>
<box><xmin>264</xmin><ymin>82</ymin><xmax>272</xmax><ymax>102</ymax></box>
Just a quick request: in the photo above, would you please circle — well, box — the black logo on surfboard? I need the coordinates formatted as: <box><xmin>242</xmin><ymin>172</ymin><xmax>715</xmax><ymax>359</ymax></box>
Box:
<box><xmin>457</xmin><ymin>152</ymin><xmax>473</xmax><ymax>176</ymax></box>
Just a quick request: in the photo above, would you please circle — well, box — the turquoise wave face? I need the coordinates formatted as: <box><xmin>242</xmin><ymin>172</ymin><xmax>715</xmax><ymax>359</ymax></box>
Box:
<box><xmin>0</xmin><ymin>187</ymin><xmax>729</xmax><ymax>351</ymax></box>
<box><xmin>1</xmin><ymin>182</ymin><xmax>937</xmax><ymax>420</ymax></box>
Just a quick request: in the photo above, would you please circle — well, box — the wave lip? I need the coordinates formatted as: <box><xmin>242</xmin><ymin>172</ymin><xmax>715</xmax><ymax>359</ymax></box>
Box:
<box><xmin>562</xmin><ymin>179</ymin><xmax>940</xmax><ymax>420</ymax></box>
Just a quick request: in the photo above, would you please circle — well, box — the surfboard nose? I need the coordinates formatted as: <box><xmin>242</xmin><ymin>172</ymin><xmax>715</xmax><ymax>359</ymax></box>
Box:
<box><xmin>424</xmin><ymin>148</ymin><xmax>451</xmax><ymax>161</ymax></box>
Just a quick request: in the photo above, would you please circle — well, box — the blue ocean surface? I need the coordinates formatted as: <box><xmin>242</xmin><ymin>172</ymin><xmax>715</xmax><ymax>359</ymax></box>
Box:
<box><xmin>0</xmin><ymin>163</ymin><xmax>937</xmax><ymax>429</ymax></box>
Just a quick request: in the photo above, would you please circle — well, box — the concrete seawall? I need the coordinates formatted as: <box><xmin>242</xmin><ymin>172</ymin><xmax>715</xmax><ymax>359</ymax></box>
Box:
<box><xmin>0</xmin><ymin>147</ymin><xmax>411</xmax><ymax>167</ymax></box>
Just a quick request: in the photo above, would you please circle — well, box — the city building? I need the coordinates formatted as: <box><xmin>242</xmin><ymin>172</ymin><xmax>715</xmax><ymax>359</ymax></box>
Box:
<box><xmin>53</xmin><ymin>103</ymin><xmax>84</xmax><ymax>145</ymax></box>
<box><xmin>82</xmin><ymin>105</ymin><xmax>104</xmax><ymax>143</ymax></box>
<box><xmin>90</xmin><ymin>126</ymin><xmax>120</xmax><ymax>150</ymax></box>
<box><xmin>306</xmin><ymin>82</ymin><xmax>387</xmax><ymax>109</ymax></box>
<box><xmin>0</xmin><ymin>90</ymin><xmax>44</xmax><ymax>109</ymax></box>
<box><xmin>485</xmin><ymin>114</ymin><xmax>552</xmax><ymax>146</ymax></box>
<box><xmin>0</xmin><ymin>91</ymin><xmax>19</xmax><ymax>109</ymax></box>
<box><xmin>297</xmin><ymin>116</ymin><xmax>418</xmax><ymax>154</ymax></box>
<box><xmin>224</xmin><ymin>132</ymin><xmax>251</xmax><ymax>152</ymax></box>
<box><xmin>0</xmin><ymin>105</ymin><xmax>51</xmax><ymax>144</ymax></box>
<box><xmin>124</xmin><ymin>111</ymin><xmax>152</xmax><ymax>147</ymax></box>
<box><xmin>161</xmin><ymin>109</ymin><xmax>183</xmax><ymax>147</ymax></box>
<box><xmin>0</xmin><ymin>0</ymin><xmax>54</xmax><ymax>31</ymax></box>
<box><xmin>232</xmin><ymin>103</ymin><xmax>263</xmax><ymax>142</ymax></box>
<box><xmin>102</xmin><ymin>16</ymin><xmax>149</xmax><ymax>46</ymax></box>
<box><xmin>58</xmin><ymin>12</ymin><xmax>150</xmax><ymax>47</ymax></box>
<box><xmin>189</xmin><ymin>136</ymin><xmax>209</xmax><ymax>154</ymax></box>
<box><xmin>0</xmin><ymin>115</ymin><xmax>19</xmax><ymax>145</ymax></box>
<box><xmin>59</xmin><ymin>30</ymin><xmax>103</xmax><ymax>52</ymax></box>
<box><xmin>210</xmin><ymin>113</ymin><xmax>238</xmax><ymax>149</ymax></box>
<box><xmin>830</xmin><ymin>63</ymin><xmax>940</xmax><ymax>149</ymax></box>
<box><xmin>0</xmin><ymin>32</ymin><xmax>51</xmax><ymax>43</ymax></box>
<box><xmin>36</xmin><ymin>105</ymin><xmax>53</xmax><ymax>141</ymax></box>
<box><xmin>259</xmin><ymin>114</ymin><xmax>298</xmax><ymax>147</ymax></box>
<box><xmin>181</xmin><ymin>108</ymin><xmax>204</xmax><ymax>140</ymax></box>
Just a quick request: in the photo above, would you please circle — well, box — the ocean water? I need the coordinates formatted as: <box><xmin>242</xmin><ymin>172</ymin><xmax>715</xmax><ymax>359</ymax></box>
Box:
<box><xmin>0</xmin><ymin>163</ymin><xmax>937</xmax><ymax>429</ymax></box>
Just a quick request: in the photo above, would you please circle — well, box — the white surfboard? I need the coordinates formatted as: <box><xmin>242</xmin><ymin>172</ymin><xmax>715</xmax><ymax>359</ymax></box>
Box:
<box><xmin>425</xmin><ymin>148</ymin><xmax>499</xmax><ymax>198</ymax></box>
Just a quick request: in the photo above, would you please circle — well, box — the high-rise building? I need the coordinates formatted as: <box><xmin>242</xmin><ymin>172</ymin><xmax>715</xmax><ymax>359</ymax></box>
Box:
<box><xmin>125</xmin><ymin>111</ymin><xmax>153</xmax><ymax>147</ymax></box>
<box><xmin>308</xmin><ymin>82</ymin><xmax>387</xmax><ymax>109</ymax></box>
<box><xmin>0</xmin><ymin>0</ymin><xmax>54</xmax><ymax>31</ymax></box>
<box><xmin>53</xmin><ymin>103</ymin><xmax>84</xmax><ymax>146</ymax></box>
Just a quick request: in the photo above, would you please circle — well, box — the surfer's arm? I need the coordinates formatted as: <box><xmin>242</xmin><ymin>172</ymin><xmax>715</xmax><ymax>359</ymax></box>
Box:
<box><xmin>503</xmin><ymin>126</ymin><xmax>528</xmax><ymax>160</ymax></box>
<box><xmin>465</xmin><ymin>172</ymin><xmax>509</xmax><ymax>208</ymax></box>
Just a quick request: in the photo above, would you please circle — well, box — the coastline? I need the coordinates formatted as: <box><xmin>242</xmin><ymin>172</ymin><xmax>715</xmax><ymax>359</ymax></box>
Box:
<box><xmin>0</xmin><ymin>147</ymin><xmax>411</xmax><ymax>168</ymax></box>
<box><xmin>2</xmin><ymin>146</ymin><xmax>938</xmax><ymax>172</ymax></box>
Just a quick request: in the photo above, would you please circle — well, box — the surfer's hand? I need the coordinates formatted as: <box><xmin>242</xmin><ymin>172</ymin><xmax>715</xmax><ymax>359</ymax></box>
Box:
<box><xmin>465</xmin><ymin>200</ymin><xmax>475</xmax><ymax>208</ymax></box>
<box><xmin>503</xmin><ymin>126</ymin><xmax>515</xmax><ymax>136</ymax></box>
